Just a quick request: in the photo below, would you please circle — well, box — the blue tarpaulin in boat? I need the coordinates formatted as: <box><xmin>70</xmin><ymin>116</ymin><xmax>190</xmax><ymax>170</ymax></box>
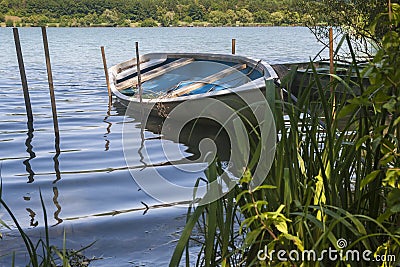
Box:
<box><xmin>175</xmin><ymin>81</ymin><xmax>227</xmax><ymax>96</ymax></box>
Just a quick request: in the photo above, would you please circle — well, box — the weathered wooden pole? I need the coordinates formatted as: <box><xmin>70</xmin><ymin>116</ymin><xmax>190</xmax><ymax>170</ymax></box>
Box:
<box><xmin>329</xmin><ymin>27</ymin><xmax>337</xmax><ymax>119</ymax></box>
<box><xmin>100</xmin><ymin>46</ymin><xmax>112</xmax><ymax>104</ymax></box>
<box><xmin>231</xmin><ymin>38</ymin><xmax>236</xmax><ymax>55</ymax></box>
<box><xmin>13</xmin><ymin>27</ymin><xmax>33</xmax><ymax>131</ymax></box>
<box><xmin>329</xmin><ymin>27</ymin><xmax>334</xmax><ymax>93</ymax></box>
<box><xmin>135</xmin><ymin>41</ymin><xmax>143</xmax><ymax>103</ymax></box>
<box><xmin>41</xmin><ymin>26</ymin><xmax>59</xmax><ymax>136</ymax></box>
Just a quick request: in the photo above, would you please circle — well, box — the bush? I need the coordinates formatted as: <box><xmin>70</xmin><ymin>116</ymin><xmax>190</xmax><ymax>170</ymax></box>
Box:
<box><xmin>254</xmin><ymin>10</ymin><xmax>270</xmax><ymax>23</ymax></box>
<box><xmin>0</xmin><ymin>13</ymin><xmax>5</xmax><ymax>22</ymax></box>
<box><xmin>140</xmin><ymin>18</ymin><xmax>158</xmax><ymax>27</ymax></box>
<box><xmin>182</xmin><ymin>15</ymin><xmax>192</xmax><ymax>23</ymax></box>
<box><xmin>5</xmin><ymin>19</ymin><xmax>13</xmax><ymax>27</ymax></box>
<box><xmin>208</xmin><ymin>10</ymin><xmax>230</xmax><ymax>25</ymax></box>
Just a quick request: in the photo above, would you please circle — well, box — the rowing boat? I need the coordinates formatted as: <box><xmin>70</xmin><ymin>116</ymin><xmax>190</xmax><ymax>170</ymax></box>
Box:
<box><xmin>108</xmin><ymin>53</ymin><xmax>278</xmax><ymax>121</ymax></box>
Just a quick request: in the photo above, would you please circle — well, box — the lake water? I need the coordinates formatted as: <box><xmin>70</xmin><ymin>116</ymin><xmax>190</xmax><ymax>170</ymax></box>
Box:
<box><xmin>0</xmin><ymin>27</ymin><xmax>327</xmax><ymax>266</ymax></box>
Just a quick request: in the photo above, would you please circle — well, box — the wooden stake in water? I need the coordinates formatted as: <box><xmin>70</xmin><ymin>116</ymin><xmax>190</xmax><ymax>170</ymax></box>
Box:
<box><xmin>13</xmin><ymin>27</ymin><xmax>33</xmax><ymax>130</ymax></box>
<box><xmin>135</xmin><ymin>42</ymin><xmax>143</xmax><ymax>103</ymax></box>
<box><xmin>232</xmin><ymin>38</ymin><xmax>236</xmax><ymax>55</ymax></box>
<box><xmin>41</xmin><ymin>26</ymin><xmax>59</xmax><ymax>136</ymax></box>
<box><xmin>329</xmin><ymin>27</ymin><xmax>334</xmax><ymax>92</ymax></box>
<box><xmin>329</xmin><ymin>27</ymin><xmax>337</xmax><ymax>119</ymax></box>
<box><xmin>101</xmin><ymin>46</ymin><xmax>112</xmax><ymax>105</ymax></box>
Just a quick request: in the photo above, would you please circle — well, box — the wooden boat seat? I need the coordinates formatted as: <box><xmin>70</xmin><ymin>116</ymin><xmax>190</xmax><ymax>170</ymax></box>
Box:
<box><xmin>116</xmin><ymin>58</ymin><xmax>194</xmax><ymax>91</ymax></box>
<box><xmin>116</xmin><ymin>58</ymin><xmax>166</xmax><ymax>81</ymax></box>
<box><xmin>168</xmin><ymin>63</ymin><xmax>247</xmax><ymax>97</ymax></box>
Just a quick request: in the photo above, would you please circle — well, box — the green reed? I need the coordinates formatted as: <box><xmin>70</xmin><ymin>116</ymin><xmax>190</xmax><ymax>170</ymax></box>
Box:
<box><xmin>170</xmin><ymin>5</ymin><xmax>400</xmax><ymax>267</ymax></box>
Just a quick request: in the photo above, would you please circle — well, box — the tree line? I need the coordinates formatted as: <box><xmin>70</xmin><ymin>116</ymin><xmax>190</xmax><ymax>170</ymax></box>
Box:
<box><xmin>0</xmin><ymin>0</ymin><xmax>389</xmax><ymax>31</ymax></box>
<box><xmin>0</xmin><ymin>0</ymin><xmax>310</xmax><ymax>27</ymax></box>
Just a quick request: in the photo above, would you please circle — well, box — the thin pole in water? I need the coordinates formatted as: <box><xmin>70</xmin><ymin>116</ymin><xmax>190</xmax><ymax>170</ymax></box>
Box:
<box><xmin>135</xmin><ymin>42</ymin><xmax>143</xmax><ymax>103</ymax></box>
<box><xmin>41</xmin><ymin>26</ymin><xmax>59</xmax><ymax>136</ymax></box>
<box><xmin>13</xmin><ymin>27</ymin><xmax>33</xmax><ymax>131</ymax></box>
<box><xmin>329</xmin><ymin>27</ymin><xmax>335</xmax><ymax>82</ymax></box>
<box><xmin>101</xmin><ymin>46</ymin><xmax>112</xmax><ymax>105</ymax></box>
<box><xmin>329</xmin><ymin>27</ymin><xmax>334</xmax><ymax>92</ymax></box>
<box><xmin>232</xmin><ymin>38</ymin><xmax>236</xmax><ymax>55</ymax></box>
<box><xmin>329</xmin><ymin>27</ymin><xmax>337</xmax><ymax>119</ymax></box>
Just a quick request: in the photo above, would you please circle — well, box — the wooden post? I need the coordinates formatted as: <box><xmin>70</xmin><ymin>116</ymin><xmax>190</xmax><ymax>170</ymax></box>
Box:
<box><xmin>329</xmin><ymin>27</ymin><xmax>334</xmax><ymax>93</ymax></box>
<box><xmin>135</xmin><ymin>42</ymin><xmax>143</xmax><ymax>103</ymax></box>
<box><xmin>41</xmin><ymin>26</ymin><xmax>59</xmax><ymax>136</ymax></box>
<box><xmin>101</xmin><ymin>46</ymin><xmax>112</xmax><ymax>104</ymax></box>
<box><xmin>13</xmin><ymin>27</ymin><xmax>33</xmax><ymax>131</ymax></box>
<box><xmin>231</xmin><ymin>38</ymin><xmax>236</xmax><ymax>55</ymax></box>
<box><xmin>329</xmin><ymin>27</ymin><xmax>337</xmax><ymax>119</ymax></box>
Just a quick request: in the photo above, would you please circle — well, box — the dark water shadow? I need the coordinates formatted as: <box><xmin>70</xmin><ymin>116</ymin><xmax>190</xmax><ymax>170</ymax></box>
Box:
<box><xmin>114</xmin><ymin>100</ymin><xmax>231</xmax><ymax>162</ymax></box>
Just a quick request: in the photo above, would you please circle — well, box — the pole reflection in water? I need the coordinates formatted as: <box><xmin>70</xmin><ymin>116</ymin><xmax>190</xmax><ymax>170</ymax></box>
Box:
<box><xmin>23</xmin><ymin>126</ymin><xmax>36</xmax><ymax>183</ymax></box>
<box><xmin>103</xmin><ymin>115</ymin><xmax>112</xmax><ymax>152</ymax></box>
<box><xmin>138</xmin><ymin>113</ymin><xmax>148</xmax><ymax>169</ymax></box>
<box><xmin>52</xmin><ymin>187</ymin><xmax>63</xmax><ymax>226</ymax></box>
<box><xmin>52</xmin><ymin>132</ymin><xmax>61</xmax><ymax>184</ymax></box>
<box><xmin>26</xmin><ymin>208</ymin><xmax>38</xmax><ymax>227</ymax></box>
<box><xmin>102</xmin><ymin>95</ymin><xmax>113</xmax><ymax>152</ymax></box>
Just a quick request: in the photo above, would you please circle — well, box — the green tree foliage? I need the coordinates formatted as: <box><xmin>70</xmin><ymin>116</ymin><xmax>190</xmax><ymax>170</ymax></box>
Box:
<box><xmin>158</xmin><ymin>8</ymin><xmax>177</xmax><ymax>26</ymax></box>
<box><xmin>23</xmin><ymin>14</ymin><xmax>50</xmax><ymax>26</ymax></box>
<box><xmin>99</xmin><ymin>8</ymin><xmax>122</xmax><ymax>26</ymax></box>
<box><xmin>294</xmin><ymin>0</ymin><xmax>390</xmax><ymax>49</ymax></box>
<box><xmin>236</xmin><ymin>8</ymin><xmax>254</xmax><ymax>24</ymax></box>
<box><xmin>0</xmin><ymin>2</ymin><xmax>7</xmax><ymax>13</ymax></box>
<box><xmin>270</xmin><ymin>11</ymin><xmax>285</xmax><ymax>26</ymax></box>
<box><xmin>140</xmin><ymin>18</ymin><xmax>158</xmax><ymax>27</ymax></box>
<box><xmin>208</xmin><ymin>10</ymin><xmax>230</xmax><ymax>25</ymax></box>
<box><xmin>2</xmin><ymin>0</ymin><xmax>388</xmax><ymax>30</ymax></box>
<box><xmin>1</xmin><ymin>0</ymin><xmax>298</xmax><ymax>27</ymax></box>
<box><xmin>254</xmin><ymin>10</ymin><xmax>270</xmax><ymax>23</ymax></box>
<box><xmin>226</xmin><ymin>9</ymin><xmax>237</xmax><ymax>24</ymax></box>
<box><xmin>5</xmin><ymin>18</ymin><xmax>12</xmax><ymax>26</ymax></box>
<box><xmin>188</xmin><ymin>3</ymin><xmax>205</xmax><ymax>21</ymax></box>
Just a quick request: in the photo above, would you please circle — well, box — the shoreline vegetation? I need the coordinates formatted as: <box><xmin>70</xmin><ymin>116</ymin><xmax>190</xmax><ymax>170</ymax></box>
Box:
<box><xmin>173</xmin><ymin>2</ymin><xmax>400</xmax><ymax>267</ymax></box>
<box><xmin>0</xmin><ymin>0</ymin><xmax>321</xmax><ymax>28</ymax></box>
<box><xmin>171</xmin><ymin>3</ymin><xmax>400</xmax><ymax>266</ymax></box>
<box><xmin>0</xmin><ymin>20</ymin><xmax>316</xmax><ymax>28</ymax></box>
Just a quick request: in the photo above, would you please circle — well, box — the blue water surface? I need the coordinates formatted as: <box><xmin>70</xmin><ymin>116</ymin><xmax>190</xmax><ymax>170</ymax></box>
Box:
<box><xmin>0</xmin><ymin>27</ymin><xmax>327</xmax><ymax>266</ymax></box>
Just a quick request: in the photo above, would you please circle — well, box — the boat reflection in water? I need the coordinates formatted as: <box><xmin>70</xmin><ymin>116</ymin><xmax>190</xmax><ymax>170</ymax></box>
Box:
<box><xmin>115</xmin><ymin>100</ymin><xmax>232</xmax><ymax>165</ymax></box>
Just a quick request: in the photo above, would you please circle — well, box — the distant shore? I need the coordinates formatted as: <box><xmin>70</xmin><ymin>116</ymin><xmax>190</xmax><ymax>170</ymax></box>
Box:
<box><xmin>0</xmin><ymin>15</ymin><xmax>320</xmax><ymax>28</ymax></box>
<box><xmin>0</xmin><ymin>22</ymin><xmax>308</xmax><ymax>28</ymax></box>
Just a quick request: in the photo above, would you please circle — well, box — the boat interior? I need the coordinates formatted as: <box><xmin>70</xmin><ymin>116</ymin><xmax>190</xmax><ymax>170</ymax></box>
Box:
<box><xmin>114</xmin><ymin>56</ymin><xmax>264</xmax><ymax>98</ymax></box>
